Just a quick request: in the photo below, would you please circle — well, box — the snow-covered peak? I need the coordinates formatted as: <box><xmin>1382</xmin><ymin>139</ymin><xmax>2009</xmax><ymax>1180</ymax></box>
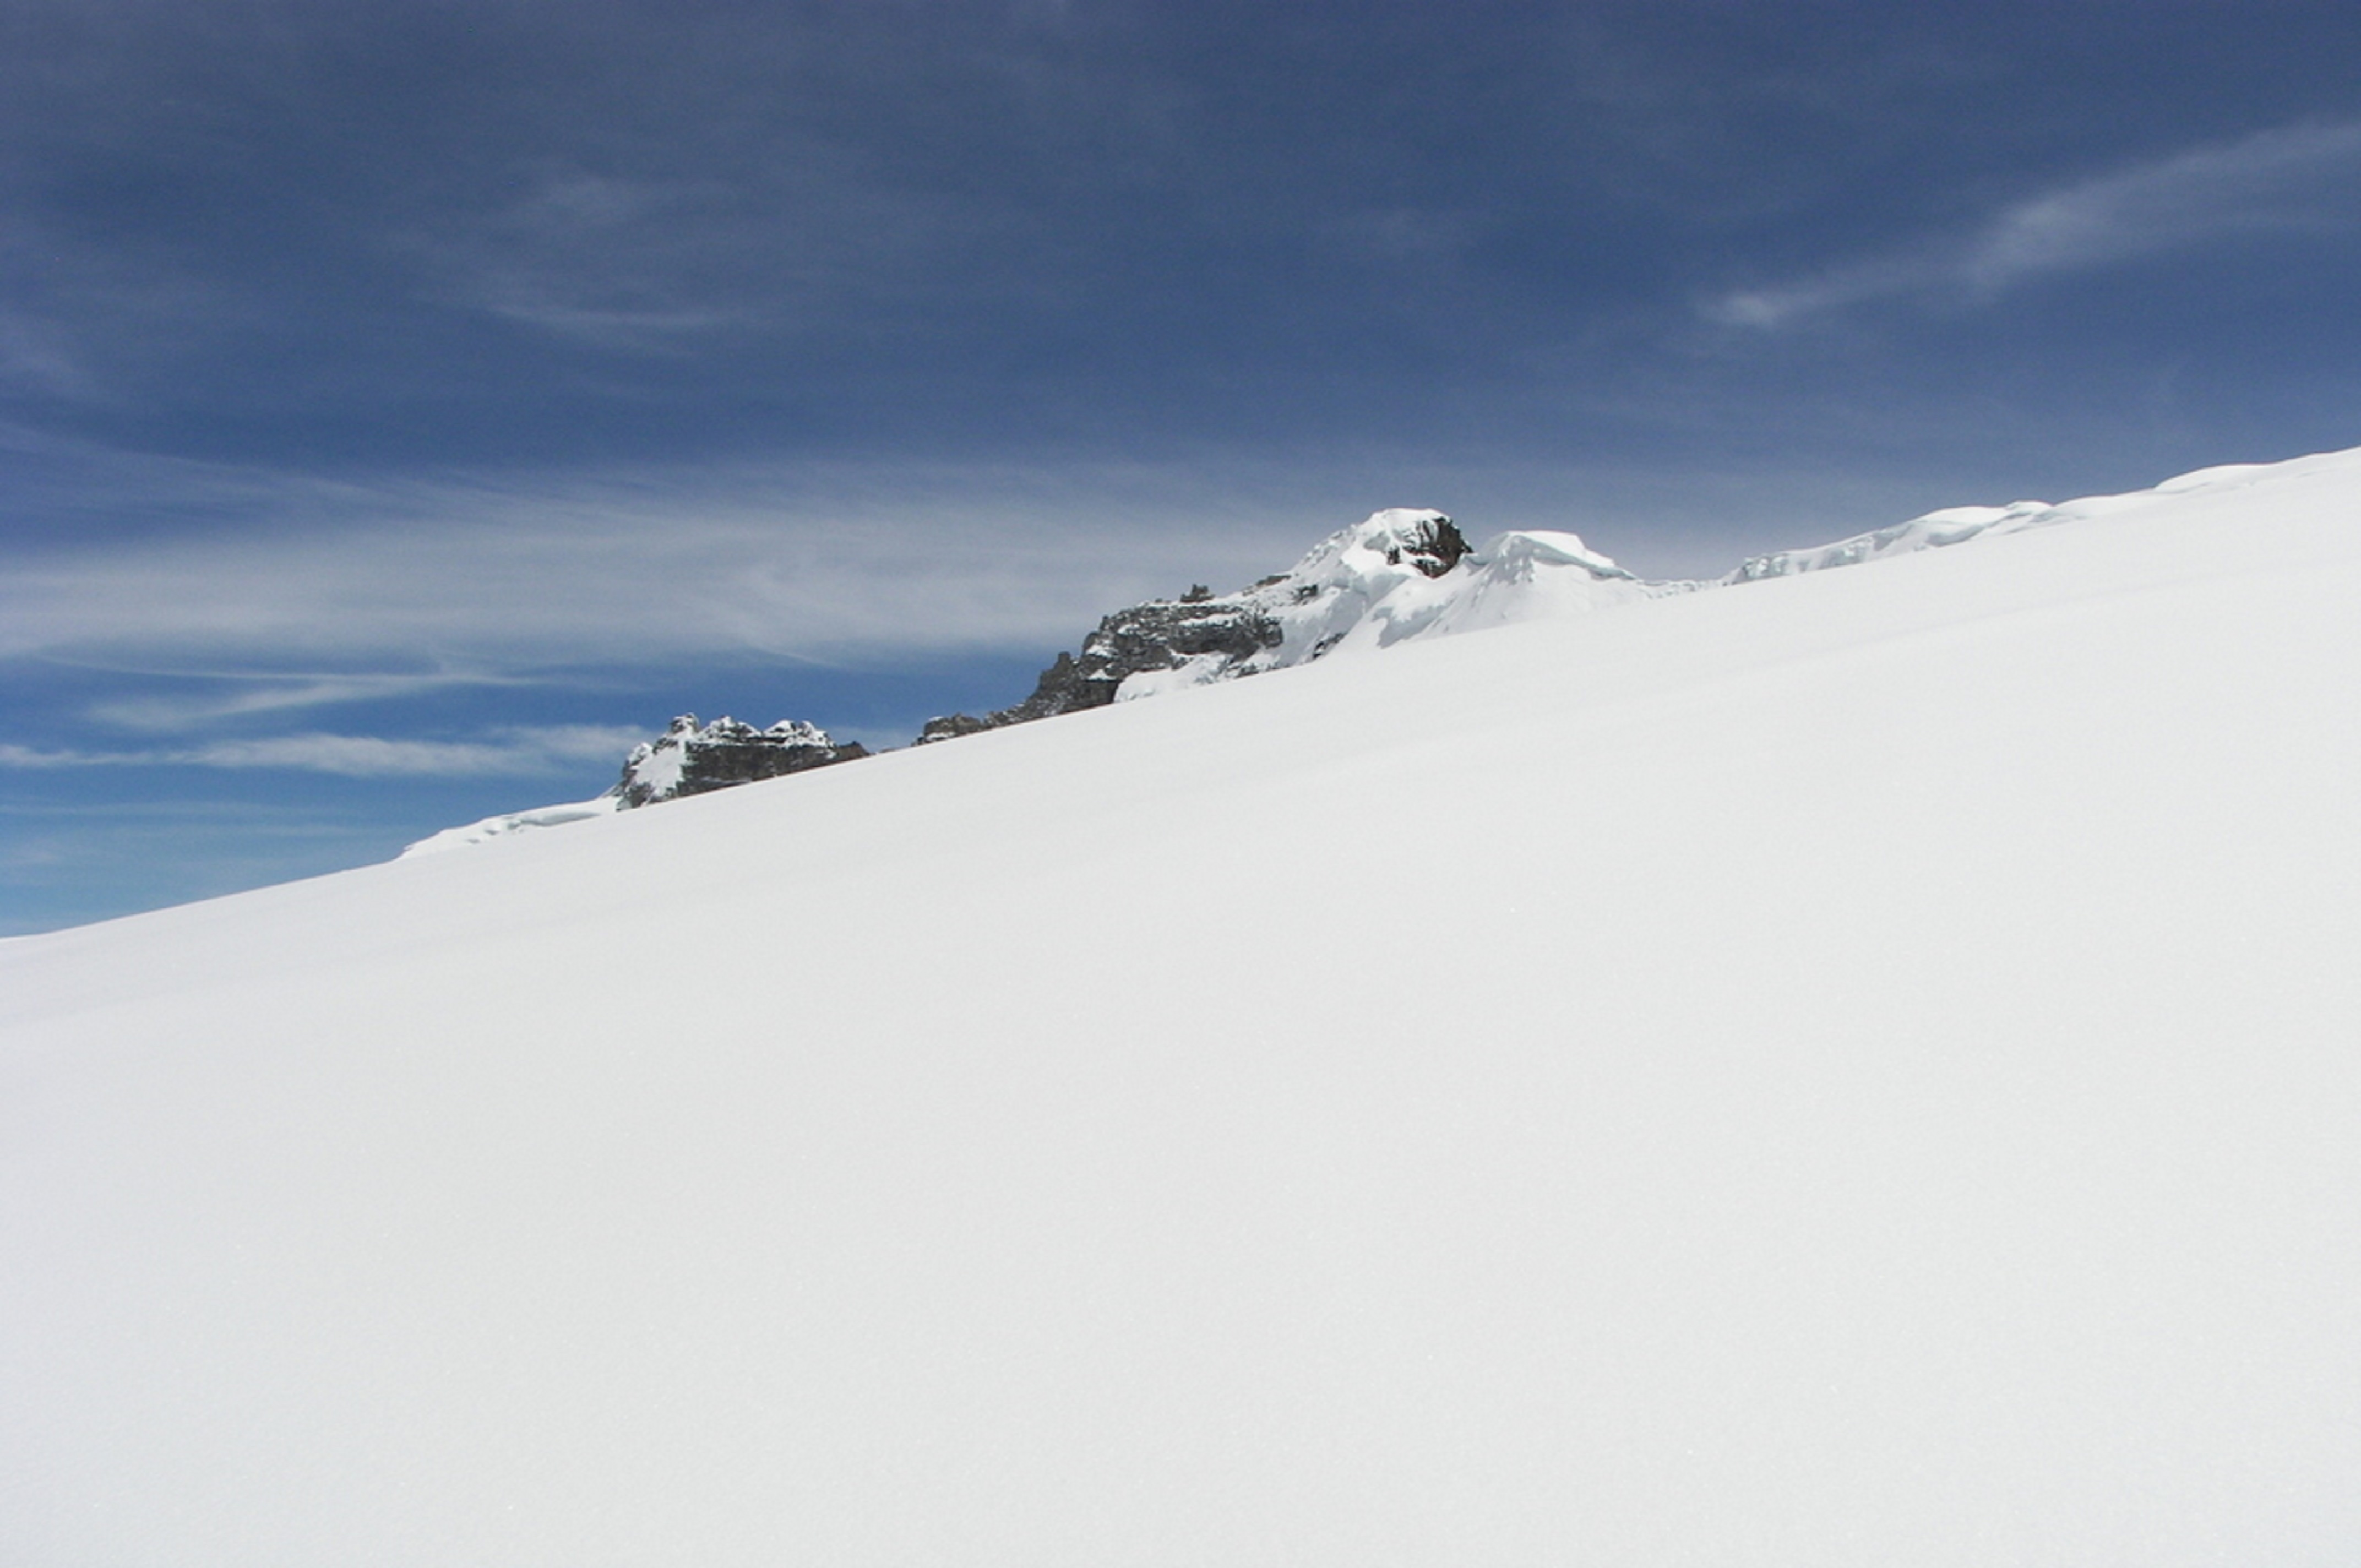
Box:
<box><xmin>928</xmin><ymin>509</ymin><xmax>1668</xmax><ymax>717</ymax></box>
<box><xmin>1278</xmin><ymin>507</ymin><xmax>1474</xmax><ymax>584</ymax></box>
<box><xmin>1253</xmin><ymin>523</ymin><xmax>1664</xmax><ymax>669</ymax></box>
<box><xmin>1146</xmin><ymin>513</ymin><xmax>1666</xmax><ymax>687</ymax></box>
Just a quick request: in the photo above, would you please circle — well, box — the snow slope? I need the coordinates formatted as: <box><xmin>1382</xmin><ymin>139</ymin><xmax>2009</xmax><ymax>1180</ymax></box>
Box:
<box><xmin>396</xmin><ymin>790</ymin><xmax>623</xmax><ymax>854</ymax></box>
<box><xmin>6</xmin><ymin>448</ymin><xmax>2361</xmax><ymax>1566</ymax></box>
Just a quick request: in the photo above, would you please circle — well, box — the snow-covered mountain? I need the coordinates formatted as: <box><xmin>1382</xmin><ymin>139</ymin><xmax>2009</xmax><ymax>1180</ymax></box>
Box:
<box><xmin>7</xmin><ymin>446</ymin><xmax>2360</xmax><ymax>1566</ymax></box>
<box><xmin>406</xmin><ymin>509</ymin><xmax>1666</xmax><ymax>850</ymax></box>
<box><xmin>922</xmin><ymin>508</ymin><xmax>1670</xmax><ymax>736</ymax></box>
<box><xmin>410</xmin><ymin>486</ymin><xmax>2112</xmax><ymax>854</ymax></box>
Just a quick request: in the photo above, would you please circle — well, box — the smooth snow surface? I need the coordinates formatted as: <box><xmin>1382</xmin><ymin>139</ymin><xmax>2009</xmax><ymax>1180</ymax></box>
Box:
<box><xmin>1715</xmin><ymin>457</ymin><xmax>2295</xmax><ymax>584</ymax></box>
<box><xmin>7</xmin><ymin>448</ymin><xmax>2361</xmax><ymax>1565</ymax></box>
<box><xmin>1726</xmin><ymin>499</ymin><xmax>2053</xmax><ymax>580</ymax></box>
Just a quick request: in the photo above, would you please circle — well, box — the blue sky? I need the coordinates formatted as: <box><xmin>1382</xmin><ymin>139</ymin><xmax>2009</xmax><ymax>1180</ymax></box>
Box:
<box><xmin>8</xmin><ymin>1</ymin><xmax>2361</xmax><ymax>932</ymax></box>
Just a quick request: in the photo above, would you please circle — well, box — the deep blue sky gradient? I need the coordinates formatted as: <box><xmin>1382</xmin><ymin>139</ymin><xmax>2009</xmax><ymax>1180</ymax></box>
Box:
<box><xmin>8</xmin><ymin>1</ymin><xmax>2361</xmax><ymax>929</ymax></box>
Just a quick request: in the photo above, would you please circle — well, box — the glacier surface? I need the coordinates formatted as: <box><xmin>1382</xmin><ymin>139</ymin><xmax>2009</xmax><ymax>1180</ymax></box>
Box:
<box><xmin>6</xmin><ymin>445</ymin><xmax>2361</xmax><ymax>1566</ymax></box>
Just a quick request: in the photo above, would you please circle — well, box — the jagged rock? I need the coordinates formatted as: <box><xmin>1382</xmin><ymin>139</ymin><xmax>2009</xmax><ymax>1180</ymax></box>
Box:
<box><xmin>912</xmin><ymin>712</ymin><xmax>996</xmax><ymax>743</ymax></box>
<box><xmin>400</xmin><ymin>712</ymin><xmax>871</xmax><ymax>856</ymax></box>
<box><xmin>1380</xmin><ymin>515</ymin><xmax>1472</xmax><ymax>576</ymax></box>
<box><xmin>919</xmin><ymin>509</ymin><xmax>1505</xmax><ymax>743</ymax></box>
<box><xmin>920</xmin><ymin>598</ymin><xmax>1283</xmax><ymax>742</ymax></box>
<box><xmin>615</xmin><ymin>714</ymin><xmax>869</xmax><ymax>808</ymax></box>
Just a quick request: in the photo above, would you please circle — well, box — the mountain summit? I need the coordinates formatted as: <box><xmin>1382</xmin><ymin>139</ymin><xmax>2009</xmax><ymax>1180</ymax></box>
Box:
<box><xmin>922</xmin><ymin>509</ymin><xmax>1658</xmax><ymax>738</ymax></box>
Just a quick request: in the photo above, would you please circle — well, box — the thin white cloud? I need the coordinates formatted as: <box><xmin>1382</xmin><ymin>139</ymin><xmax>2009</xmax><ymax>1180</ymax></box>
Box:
<box><xmin>0</xmin><ymin>217</ymin><xmax>99</xmax><ymax>400</ymax></box>
<box><xmin>393</xmin><ymin>169</ymin><xmax>753</xmax><ymax>349</ymax></box>
<box><xmin>0</xmin><ymin>744</ymin><xmax>103</xmax><ymax>768</ymax></box>
<box><xmin>0</xmin><ymin>726</ymin><xmax>644</xmax><ymax>778</ymax></box>
<box><xmin>1708</xmin><ymin>120</ymin><xmax>2361</xmax><ymax>329</ymax></box>
<box><xmin>83</xmin><ymin>673</ymin><xmax>528</xmax><ymax>732</ymax></box>
<box><xmin>0</xmin><ymin>455</ymin><xmax>1302</xmax><ymax>670</ymax></box>
<box><xmin>401</xmin><ymin>160</ymin><xmax>988</xmax><ymax>351</ymax></box>
<box><xmin>0</xmin><ymin>312</ymin><xmax>100</xmax><ymax>401</ymax></box>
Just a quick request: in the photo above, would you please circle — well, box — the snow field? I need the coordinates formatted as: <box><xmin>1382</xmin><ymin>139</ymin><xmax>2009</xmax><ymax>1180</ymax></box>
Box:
<box><xmin>4</xmin><ymin>449</ymin><xmax>2360</xmax><ymax>1564</ymax></box>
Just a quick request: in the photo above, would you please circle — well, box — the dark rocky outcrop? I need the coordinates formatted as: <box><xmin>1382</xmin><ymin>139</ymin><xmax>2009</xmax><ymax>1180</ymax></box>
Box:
<box><xmin>615</xmin><ymin>715</ymin><xmax>869</xmax><ymax>808</ymax></box>
<box><xmin>915</xmin><ymin>511</ymin><xmax>1478</xmax><ymax>744</ymax></box>
<box><xmin>1380</xmin><ymin>515</ymin><xmax>1472</xmax><ymax>577</ymax></box>
<box><xmin>918</xmin><ymin>595</ymin><xmax>1282</xmax><ymax>743</ymax></box>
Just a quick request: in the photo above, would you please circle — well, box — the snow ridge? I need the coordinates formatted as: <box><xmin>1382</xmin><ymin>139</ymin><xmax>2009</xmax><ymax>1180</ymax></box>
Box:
<box><xmin>1726</xmin><ymin>500</ymin><xmax>2058</xmax><ymax>581</ymax></box>
<box><xmin>401</xmin><ymin>451</ymin><xmax>2336</xmax><ymax>856</ymax></box>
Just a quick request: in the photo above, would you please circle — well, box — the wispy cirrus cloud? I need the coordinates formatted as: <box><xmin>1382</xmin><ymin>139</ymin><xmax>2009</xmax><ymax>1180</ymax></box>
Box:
<box><xmin>406</xmin><ymin>169</ymin><xmax>760</xmax><ymax>350</ymax></box>
<box><xmin>0</xmin><ymin>311</ymin><xmax>100</xmax><ymax>401</ymax></box>
<box><xmin>0</xmin><ymin>454</ymin><xmax>1301</xmax><ymax>671</ymax></box>
<box><xmin>0</xmin><ymin>726</ymin><xmax>641</xmax><ymax>778</ymax></box>
<box><xmin>78</xmin><ymin>672</ymin><xmax>531</xmax><ymax>732</ymax></box>
<box><xmin>401</xmin><ymin>157</ymin><xmax>995</xmax><ymax>352</ymax></box>
<box><xmin>1708</xmin><ymin>121</ymin><xmax>2361</xmax><ymax>329</ymax></box>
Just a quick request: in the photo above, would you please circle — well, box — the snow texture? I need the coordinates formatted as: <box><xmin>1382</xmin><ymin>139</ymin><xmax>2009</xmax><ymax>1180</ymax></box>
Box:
<box><xmin>6</xmin><ymin>447</ymin><xmax>2361</xmax><ymax>1565</ymax></box>
<box><xmin>397</xmin><ymin>792</ymin><xmax>622</xmax><ymax>857</ymax></box>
